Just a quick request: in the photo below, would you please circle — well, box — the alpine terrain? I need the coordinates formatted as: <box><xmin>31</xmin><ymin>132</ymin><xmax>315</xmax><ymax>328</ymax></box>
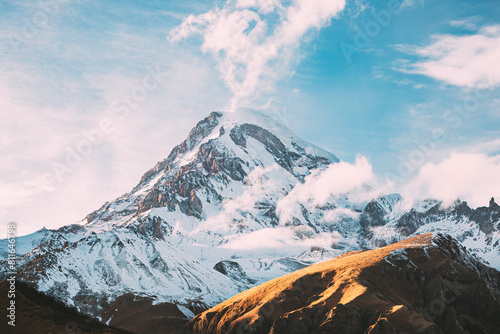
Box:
<box><xmin>1</xmin><ymin>109</ymin><xmax>499</xmax><ymax>333</ymax></box>
<box><xmin>187</xmin><ymin>234</ymin><xmax>500</xmax><ymax>334</ymax></box>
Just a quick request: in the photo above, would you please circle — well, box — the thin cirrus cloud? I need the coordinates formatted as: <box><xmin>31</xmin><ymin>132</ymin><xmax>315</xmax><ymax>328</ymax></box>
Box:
<box><xmin>398</xmin><ymin>25</ymin><xmax>500</xmax><ymax>88</ymax></box>
<box><xmin>168</xmin><ymin>0</ymin><xmax>346</xmax><ymax>110</ymax></box>
<box><xmin>449</xmin><ymin>16</ymin><xmax>482</xmax><ymax>31</ymax></box>
<box><xmin>0</xmin><ymin>1</ymin><xmax>232</xmax><ymax>236</ymax></box>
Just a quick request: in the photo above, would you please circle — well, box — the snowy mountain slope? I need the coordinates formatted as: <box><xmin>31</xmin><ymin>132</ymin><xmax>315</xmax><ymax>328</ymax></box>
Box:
<box><xmin>2</xmin><ymin>109</ymin><xmax>343</xmax><ymax>319</ymax></box>
<box><xmin>16</xmin><ymin>225</ymin><xmax>245</xmax><ymax>319</ymax></box>
<box><xmin>83</xmin><ymin>109</ymin><xmax>337</xmax><ymax>233</ymax></box>
<box><xmin>1</xmin><ymin>109</ymin><xmax>499</xmax><ymax>324</ymax></box>
<box><xmin>0</xmin><ymin>228</ymin><xmax>55</xmax><ymax>259</ymax></box>
<box><xmin>361</xmin><ymin>195</ymin><xmax>500</xmax><ymax>268</ymax></box>
<box><xmin>0</xmin><ymin>227</ymin><xmax>88</xmax><ymax>259</ymax></box>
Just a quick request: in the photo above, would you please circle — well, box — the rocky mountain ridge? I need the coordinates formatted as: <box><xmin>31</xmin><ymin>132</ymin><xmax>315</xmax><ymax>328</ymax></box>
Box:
<box><xmin>186</xmin><ymin>234</ymin><xmax>500</xmax><ymax>334</ymax></box>
<box><xmin>1</xmin><ymin>109</ymin><xmax>499</xmax><ymax>329</ymax></box>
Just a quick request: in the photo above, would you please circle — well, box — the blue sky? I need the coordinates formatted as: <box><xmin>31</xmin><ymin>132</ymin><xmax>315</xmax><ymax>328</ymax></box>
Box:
<box><xmin>290</xmin><ymin>0</ymin><xmax>500</xmax><ymax>166</ymax></box>
<box><xmin>1</xmin><ymin>0</ymin><xmax>500</xmax><ymax>236</ymax></box>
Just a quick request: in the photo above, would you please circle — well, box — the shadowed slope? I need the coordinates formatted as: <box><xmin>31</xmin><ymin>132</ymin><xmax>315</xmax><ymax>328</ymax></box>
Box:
<box><xmin>185</xmin><ymin>234</ymin><xmax>500</xmax><ymax>334</ymax></box>
<box><xmin>0</xmin><ymin>281</ymin><xmax>130</xmax><ymax>334</ymax></box>
<box><xmin>100</xmin><ymin>293</ymin><xmax>191</xmax><ymax>334</ymax></box>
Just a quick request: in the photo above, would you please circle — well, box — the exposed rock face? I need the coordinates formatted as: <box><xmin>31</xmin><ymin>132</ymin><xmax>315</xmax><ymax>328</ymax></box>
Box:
<box><xmin>138</xmin><ymin>112</ymin><xmax>224</xmax><ymax>185</ymax></box>
<box><xmin>361</xmin><ymin>196</ymin><xmax>438</xmax><ymax>237</ymax></box>
<box><xmin>81</xmin><ymin>109</ymin><xmax>337</xmax><ymax>225</ymax></box>
<box><xmin>363</xmin><ymin>196</ymin><xmax>500</xmax><ymax>258</ymax></box>
<box><xmin>231</xmin><ymin>124</ymin><xmax>301</xmax><ymax>173</ymax></box>
<box><xmin>134</xmin><ymin>115</ymin><xmax>334</xmax><ymax>217</ymax></box>
<box><xmin>360</xmin><ymin>194</ymin><xmax>403</xmax><ymax>233</ymax></box>
<box><xmin>392</xmin><ymin>200</ymin><xmax>475</xmax><ymax>237</ymax></box>
<box><xmin>185</xmin><ymin>234</ymin><xmax>500</xmax><ymax>334</ymax></box>
<box><xmin>213</xmin><ymin>261</ymin><xmax>255</xmax><ymax>285</ymax></box>
<box><xmin>360</xmin><ymin>201</ymin><xmax>389</xmax><ymax>232</ymax></box>
<box><xmin>131</xmin><ymin>215</ymin><xmax>172</xmax><ymax>239</ymax></box>
<box><xmin>470</xmin><ymin>197</ymin><xmax>500</xmax><ymax>235</ymax></box>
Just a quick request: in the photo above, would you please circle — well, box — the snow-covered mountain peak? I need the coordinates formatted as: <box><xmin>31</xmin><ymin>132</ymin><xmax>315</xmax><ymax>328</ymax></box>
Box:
<box><xmin>138</xmin><ymin>109</ymin><xmax>337</xmax><ymax>184</ymax></box>
<box><xmin>3</xmin><ymin>110</ymin><xmax>499</xmax><ymax>325</ymax></box>
<box><xmin>81</xmin><ymin>109</ymin><xmax>339</xmax><ymax>232</ymax></box>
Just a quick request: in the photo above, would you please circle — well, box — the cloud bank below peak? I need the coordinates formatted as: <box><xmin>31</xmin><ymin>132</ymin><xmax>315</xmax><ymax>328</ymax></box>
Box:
<box><xmin>404</xmin><ymin>152</ymin><xmax>500</xmax><ymax>208</ymax></box>
<box><xmin>209</xmin><ymin>150</ymin><xmax>500</xmax><ymax>252</ymax></box>
<box><xmin>279</xmin><ymin>151</ymin><xmax>500</xmax><ymax>225</ymax></box>
<box><xmin>168</xmin><ymin>0</ymin><xmax>346</xmax><ymax>110</ymax></box>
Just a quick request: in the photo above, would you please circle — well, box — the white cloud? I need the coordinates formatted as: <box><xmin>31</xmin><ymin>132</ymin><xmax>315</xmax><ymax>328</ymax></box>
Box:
<box><xmin>283</xmin><ymin>155</ymin><xmax>374</xmax><ymax>204</ymax></box>
<box><xmin>0</xmin><ymin>55</ymin><xmax>227</xmax><ymax>237</ymax></box>
<box><xmin>400</xmin><ymin>0</ymin><xmax>425</xmax><ymax>9</ymax></box>
<box><xmin>222</xmin><ymin>228</ymin><xmax>297</xmax><ymax>250</ymax></box>
<box><xmin>0</xmin><ymin>3</ymin><xmax>231</xmax><ymax>236</ymax></box>
<box><xmin>323</xmin><ymin>207</ymin><xmax>360</xmax><ymax>222</ymax></box>
<box><xmin>200</xmin><ymin>151</ymin><xmax>500</xmax><ymax>251</ymax></box>
<box><xmin>221</xmin><ymin>227</ymin><xmax>341</xmax><ymax>250</ymax></box>
<box><xmin>192</xmin><ymin>164</ymin><xmax>292</xmax><ymax>234</ymax></box>
<box><xmin>404</xmin><ymin>152</ymin><xmax>500</xmax><ymax>208</ymax></box>
<box><xmin>449</xmin><ymin>16</ymin><xmax>482</xmax><ymax>31</ymax></box>
<box><xmin>169</xmin><ymin>0</ymin><xmax>346</xmax><ymax>109</ymax></box>
<box><xmin>400</xmin><ymin>25</ymin><xmax>500</xmax><ymax>88</ymax></box>
<box><xmin>276</xmin><ymin>155</ymin><xmax>377</xmax><ymax>223</ymax></box>
<box><xmin>234</xmin><ymin>0</ymin><xmax>282</xmax><ymax>14</ymax></box>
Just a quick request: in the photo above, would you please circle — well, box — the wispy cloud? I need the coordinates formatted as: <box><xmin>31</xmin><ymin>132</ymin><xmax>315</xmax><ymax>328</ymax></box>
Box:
<box><xmin>0</xmin><ymin>1</ymin><xmax>230</xmax><ymax>236</ymax></box>
<box><xmin>168</xmin><ymin>0</ymin><xmax>346</xmax><ymax>110</ymax></box>
<box><xmin>449</xmin><ymin>16</ymin><xmax>482</xmax><ymax>31</ymax></box>
<box><xmin>397</xmin><ymin>25</ymin><xmax>500</xmax><ymax>88</ymax></box>
<box><xmin>221</xmin><ymin>227</ymin><xmax>342</xmax><ymax>251</ymax></box>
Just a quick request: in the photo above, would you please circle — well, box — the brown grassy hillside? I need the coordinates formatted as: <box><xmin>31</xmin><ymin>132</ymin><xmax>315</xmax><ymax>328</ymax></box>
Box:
<box><xmin>185</xmin><ymin>234</ymin><xmax>500</xmax><ymax>334</ymax></box>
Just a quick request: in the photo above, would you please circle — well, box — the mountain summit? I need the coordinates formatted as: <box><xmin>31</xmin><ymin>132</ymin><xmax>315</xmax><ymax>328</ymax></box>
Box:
<box><xmin>3</xmin><ymin>109</ymin><xmax>342</xmax><ymax>322</ymax></box>
<box><xmin>1</xmin><ymin>110</ymin><xmax>499</xmax><ymax>332</ymax></box>
<box><xmin>83</xmin><ymin>108</ymin><xmax>338</xmax><ymax>231</ymax></box>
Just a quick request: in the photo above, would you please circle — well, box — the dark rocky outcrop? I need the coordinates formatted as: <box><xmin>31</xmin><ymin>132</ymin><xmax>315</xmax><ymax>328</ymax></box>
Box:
<box><xmin>363</xmin><ymin>196</ymin><xmax>500</xmax><ymax>240</ymax></box>
<box><xmin>132</xmin><ymin>116</ymin><xmax>334</xmax><ymax>218</ymax></box>
<box><xmin>360</xmin><ymin>200</ymin><xmax>389</xmax><ymax>233</ymax></box>
<box><xmin>138</xmin><ymin>111</ymin><xmax>224</xmax><ymax>185</ymax></box>
<box><xmin>213</xmin><ymin>260</ymin><xmax>255</xmax><ymax>285</ymax></box>
<box><xmin>230</xmin><ymin>123</ymin><xmax>335</xmax><ymax>175</ymax></box>
<box><xmin>470</xmin><ymin>197</ymin><xmax>500</xmax><ymax>235</ymax></box>
<box><xmin>131</xmin><ymin>216</ymin><xmax>172</xmax><ymax>239</ymax></box>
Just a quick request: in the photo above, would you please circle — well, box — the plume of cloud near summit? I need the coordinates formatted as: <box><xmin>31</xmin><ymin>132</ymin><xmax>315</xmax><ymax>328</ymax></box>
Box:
<box><xmin>168</xmin><ymin>0</ymin><xmax>346</xmax><ymax>110</ymax></box>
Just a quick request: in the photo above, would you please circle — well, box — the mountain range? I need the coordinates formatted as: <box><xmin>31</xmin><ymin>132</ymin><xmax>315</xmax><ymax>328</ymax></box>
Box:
<box><xmin>1</xmin><ymin>109</ymin><xmax>499</xmax><ymax>333</ymax></box>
